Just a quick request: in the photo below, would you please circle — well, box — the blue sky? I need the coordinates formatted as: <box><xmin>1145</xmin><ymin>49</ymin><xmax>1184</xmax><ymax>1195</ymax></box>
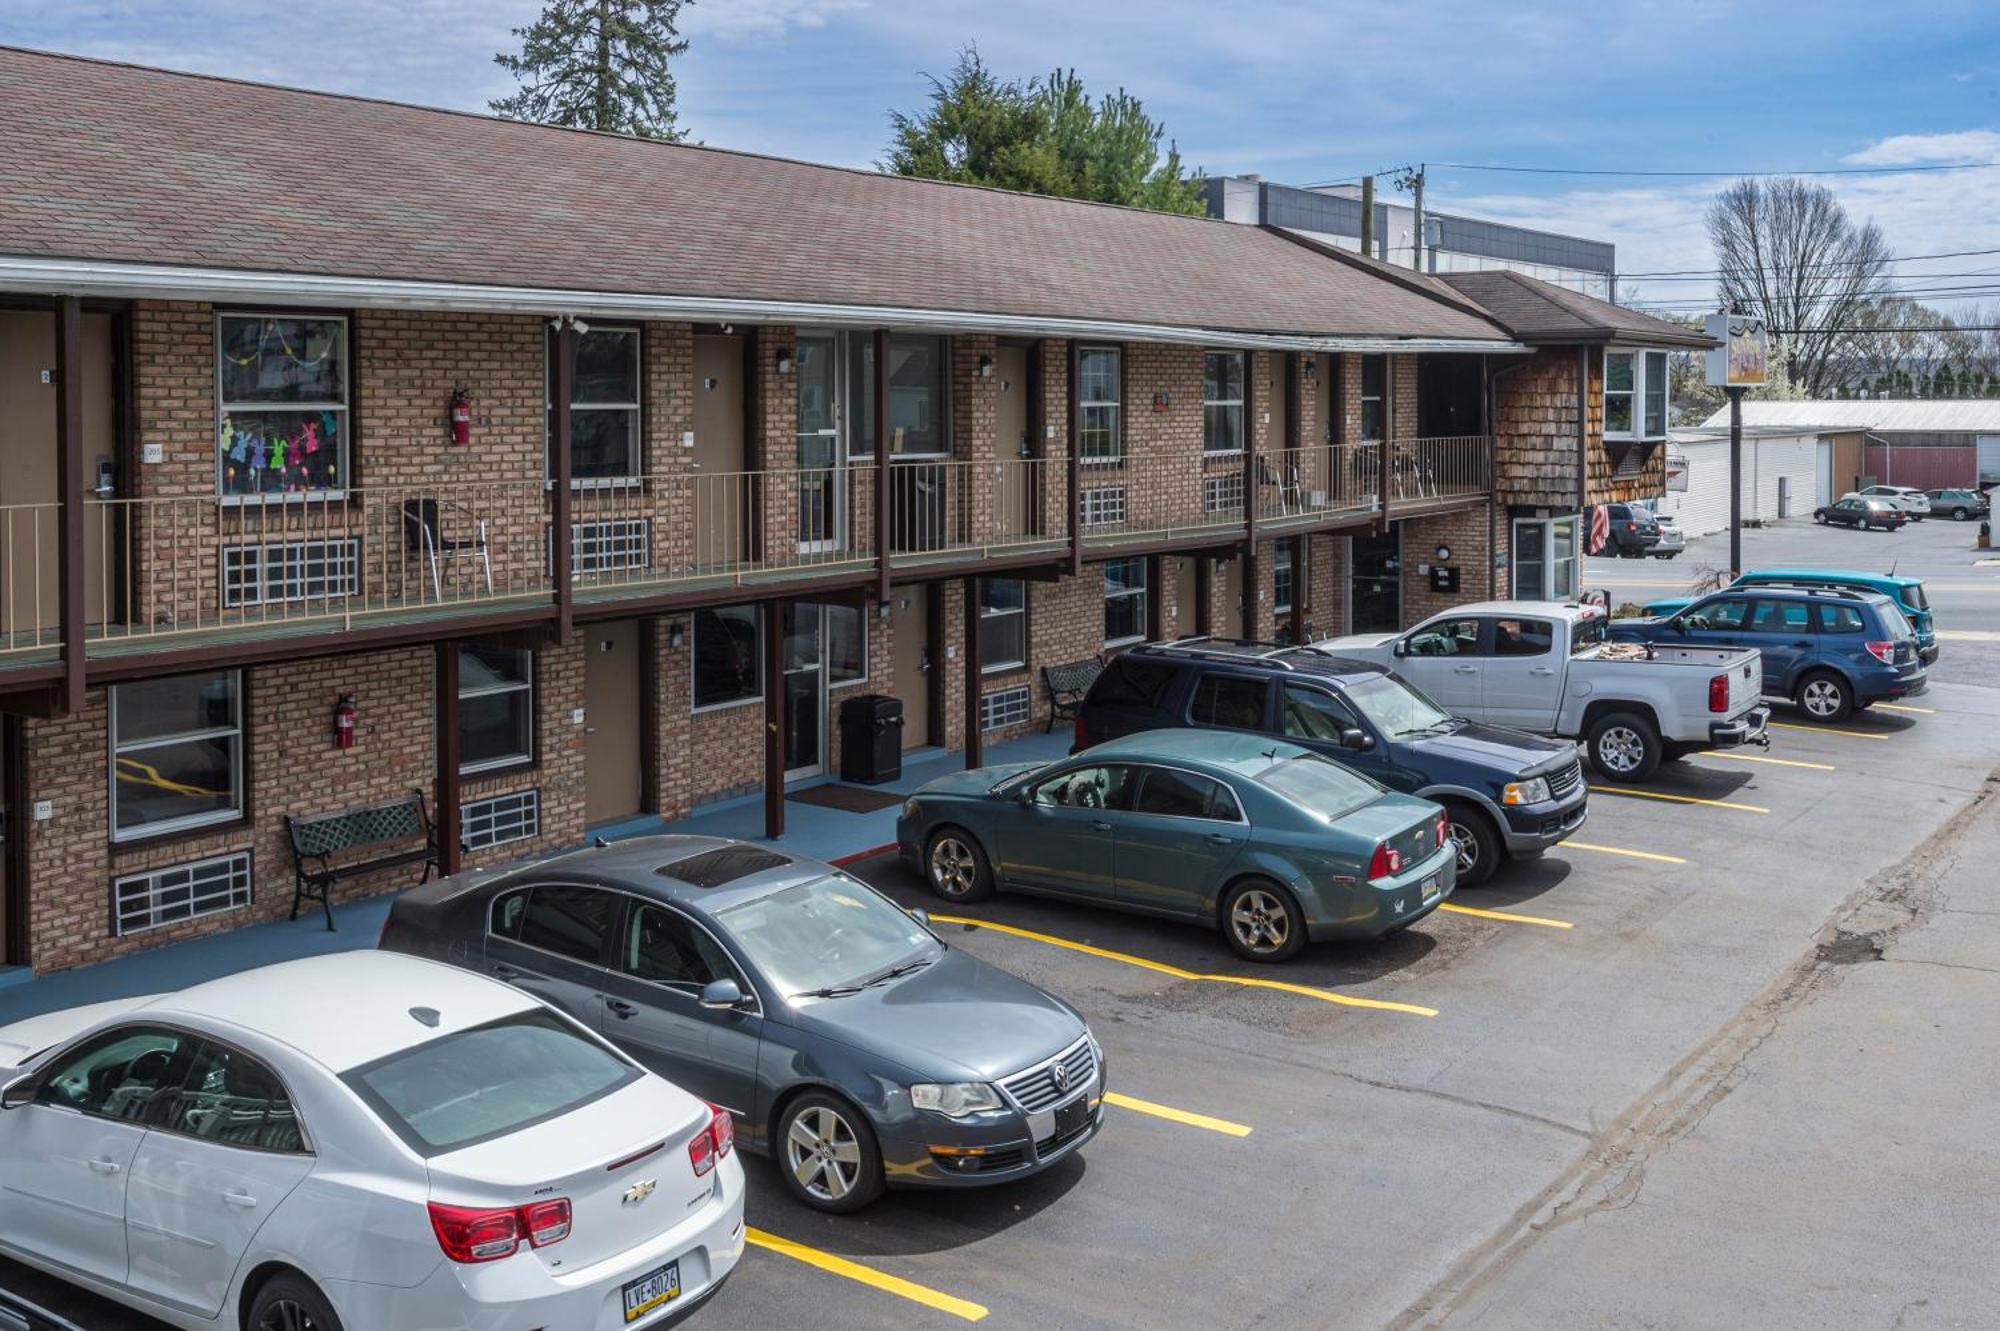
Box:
<box><xmin>5</xmin><ymin>0</ymin><xmax>2000</xmax><ymax>309</ymax></box>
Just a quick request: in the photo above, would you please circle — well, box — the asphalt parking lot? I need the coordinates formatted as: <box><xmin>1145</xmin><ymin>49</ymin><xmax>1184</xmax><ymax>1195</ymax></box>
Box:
<box><xmin>8</xmin><ymin>518</ymin><xmax>1996</xmax><ymax>1330</ymax></box>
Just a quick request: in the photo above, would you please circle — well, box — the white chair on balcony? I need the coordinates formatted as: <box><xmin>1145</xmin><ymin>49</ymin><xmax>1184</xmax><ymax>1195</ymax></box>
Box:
<box><xmin>402</xmin><ymin>497</ymin><xmax>492</xmax><ymax>600</ymax></box>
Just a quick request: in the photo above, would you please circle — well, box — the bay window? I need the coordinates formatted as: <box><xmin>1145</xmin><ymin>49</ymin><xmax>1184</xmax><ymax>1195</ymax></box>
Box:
<box><xmin>549</xmin><ymin>325</ymin><xmax>642</xmax><ymax>481</ymax></box>
<box><xmin>459</xmin><ymin>645</ymin><xmax>534</xmax><ymax>774</ymax></box>
<box><xmin>980</xmin><ymin>579</ymin><xmax>1027</xmax><ymax>673</ymax></box>
<box><xmin>1079</xmin><ymin>346</ymin><xmax>1123</xmax><ymax>462</ymax></box>
<box><xmin>111</xmin><ymin>671</ymin><xmax>243</xmax><ymax>840</ymax></box>
<box><xmin>217</xmin><ymin>314</ymin><xmax>348</xmax><ymax>497</ymax></box>
<box><xmin>1203</xmin><ymin>352</ymin><xmax>1245</xmax><ymax>453</ymax></box>
<box><xmin>1604</xmin><ymin>349</ymin><xmax>1671</xmax><ymax>442</ymax></box>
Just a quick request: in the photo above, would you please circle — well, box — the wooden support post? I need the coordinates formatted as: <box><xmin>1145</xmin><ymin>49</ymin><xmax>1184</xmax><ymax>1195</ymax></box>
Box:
<box><xmin>55</xmin><ymin>296</ymin><xmax>85</xmax><ymax>716</ymax></box>
<box><xmin>963</xmin><ymin>577</ymin><xmax>983</xmax><ymax>770</ymax></box>
<box><xmin>638</xmin><ymin>618</ymin><xmax>661</xmax><ymax>815</ymax></box>
<box><xmin>552</xmin><ymin>322</ymin><xmax>576</xmax><ymax>645</ymax></box>
<box><xmin>874</xmin><ymin>328</ymin><xmax>892</xmax><ymax>604</ymax></box>
<box><xmin>1377</xmin><ymin>356</ymin><xmax>1393</xmax><ymax>536</ymax></box>
<box><xmin>1067</xmin><ymin>340</ymin><xmax>1083</xmax><ymax>578</ymax></box>
<box><xmin>1242</xmin><ymin>350</ymin><xmax>1260</xmax><ymax>640</ymax></box>
<box><xmin>434</xmin><ymin>643</ymin><xmax>462</xmax><ymax>877</ymax></box>
<box><xmin>764</xmin><ymin>601</ymin><xmax>786</xmax><ymax>839</ymax></box>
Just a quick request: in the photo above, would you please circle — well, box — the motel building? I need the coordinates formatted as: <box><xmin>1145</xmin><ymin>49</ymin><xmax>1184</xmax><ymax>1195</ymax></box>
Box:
<box><xmin>0</xmin><ymin>48</ymin><xmax>1710</xmax><ymax>979</ymax></box>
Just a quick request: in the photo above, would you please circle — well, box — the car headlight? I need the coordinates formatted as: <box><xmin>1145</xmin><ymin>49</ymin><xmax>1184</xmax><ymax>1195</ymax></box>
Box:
<box><xmin>910</xmin><ymin>1082</ymin><xmax>1004</xmax><ymax>1117</ymax></box>
<box><xmin>900</xmin><ymin>798</ymin><xmax>919</xmax><ymax>820</ymax></box>
<box><xmin>1502</xmin><ymin>777</ymin><xmax>1552</xmax><ymax>806</ymax></box>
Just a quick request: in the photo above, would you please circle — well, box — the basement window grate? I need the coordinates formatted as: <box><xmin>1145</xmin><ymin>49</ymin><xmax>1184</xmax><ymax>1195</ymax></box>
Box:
<box><xmin>1202</xmin><ymin>473</ymin><xmax>1245</xmax><ymax>514</ymax></box>
<box><xmin>462</xmin><ymin>789</ymin><xmax>540</xmax><ymax>851</ymax></box>
<box><xmin>550</xmin><ymin>519</ymin><xmax>652</xmax><ymax>576</ymax></box>
<box><xmin>1081</xmin><ymin>486</ymin><xmax>1127</xmax><ymax>528</ymax></box>
<box><xmin>113</xmin><ymin>851</ymin><xmax>253</xmax><ymax>937</ymax></box>
<box><xmin>980</xmin><ymin>686</ymin><xmax>1032</xmax><ymax>732</ymax></box>
<box><xmin>221</xmin><ymin>538</ymin><xmax>360</xmax><ymax>607</ymax></box>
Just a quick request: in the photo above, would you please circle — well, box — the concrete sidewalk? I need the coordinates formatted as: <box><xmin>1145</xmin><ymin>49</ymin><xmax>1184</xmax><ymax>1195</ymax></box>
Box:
<box><xmin>0</xmin><ymin>729</ymin><xmax>1072</xmax><ymax>1026</ymax></box>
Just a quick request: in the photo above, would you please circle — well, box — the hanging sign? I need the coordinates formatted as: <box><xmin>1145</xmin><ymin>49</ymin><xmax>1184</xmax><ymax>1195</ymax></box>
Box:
<box><xmin>1664</xmin><ymin>451</ymin><xmax>1690</xmax><ymax>492</ymax></box>
<box><xmin>1705</xmin><ymin>312</ymin><xmax>1769</xmax><ymax>388</ymax></box>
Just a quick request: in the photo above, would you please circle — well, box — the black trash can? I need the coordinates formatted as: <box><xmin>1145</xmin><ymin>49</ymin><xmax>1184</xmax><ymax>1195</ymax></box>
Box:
<box><xmin>839</xmin><ymin>693</ymin><xmax>905</xmax><ymax>784</ymax></box>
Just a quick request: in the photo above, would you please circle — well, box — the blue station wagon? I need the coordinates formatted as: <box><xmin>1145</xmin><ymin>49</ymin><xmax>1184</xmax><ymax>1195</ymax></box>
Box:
<box><xmin>1640</xmin><ymin>568</ymin><xmax>1937</xmax><ymax>664</ymax></box>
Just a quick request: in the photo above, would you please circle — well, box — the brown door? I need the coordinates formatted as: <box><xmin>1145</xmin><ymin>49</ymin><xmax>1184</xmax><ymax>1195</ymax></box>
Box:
<box><xmin>1265</xmin><ymin>356</ymin><xmax>1289</xmax><ymax>454</ymax></box>
<box><xmin>584</xmin><ymin>620</ymin><xmax>642</xmax><ymax>824</ymax></box>
<box><xmin>691</xmin><ymin>334</ymin><xmax>747</xmax><ymax>569</ymax></box>
<box><xmin>0</xmin><ymin>311</ymin><xmax>113</xmax><ymax>644</ymax></box>
<box><xmin>1171</xmin><ymin>556</ymin><xmax>1200</xmax><ymax>639</ymax></box>
<box><xmin>891</xmin><ymin>587</ymin><xmax>930</xmax><ymax>749</ymax></box>
<box><xmin>993</xmin><ymin>345</ymin><xmax>1031</xmax><ymax>539</ymax></box>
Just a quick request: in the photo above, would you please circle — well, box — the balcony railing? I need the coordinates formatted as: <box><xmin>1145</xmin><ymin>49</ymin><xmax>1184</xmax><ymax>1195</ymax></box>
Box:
<box><xmin>0</xmin><ymin>439</ymin><xmax>1486</xmax><ymax>665</ymax></box>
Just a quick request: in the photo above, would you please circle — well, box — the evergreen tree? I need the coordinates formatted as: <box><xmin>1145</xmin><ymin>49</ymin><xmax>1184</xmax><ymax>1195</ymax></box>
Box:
<box><xmin>492</xmin><ymin>0</ymin><xmax>690</xmax><ymax>140</ymax></box>
<box><xmin>885</xmin><ymin>48</ymin><xmax>1206</xmax><ymax>215</ymax></box>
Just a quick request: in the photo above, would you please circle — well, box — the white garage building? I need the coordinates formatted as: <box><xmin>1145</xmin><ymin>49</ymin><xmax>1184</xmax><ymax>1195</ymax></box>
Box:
<box><xmin>1658</xmin><ymin>426</ymin><xmax>1822</xmax><ymax>538</ymax></box>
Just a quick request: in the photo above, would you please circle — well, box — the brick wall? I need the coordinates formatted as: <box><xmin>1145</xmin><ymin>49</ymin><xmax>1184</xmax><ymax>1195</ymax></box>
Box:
<box><xmin>1399</xmin><ymin>508</ymin><xmax>1508</xmax><ymax>626</ymax></box>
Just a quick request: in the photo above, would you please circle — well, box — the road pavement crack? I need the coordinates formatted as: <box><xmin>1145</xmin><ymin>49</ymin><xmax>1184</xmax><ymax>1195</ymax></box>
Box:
<box><xmin>1389</xmin><ymin>773</ymin><xmax>1999</xmax><ymax>1331</ymax></box>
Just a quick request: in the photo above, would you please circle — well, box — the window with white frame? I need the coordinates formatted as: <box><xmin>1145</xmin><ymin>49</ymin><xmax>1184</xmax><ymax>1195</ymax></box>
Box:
<box><xmin>1604</xmin><ymin>349</ymin><xmax>1671</xmax><ymax>441</ymax></box>
<box><xmin>216</xmin><ymin>314</ymin><xmax>348</xmax><ymax>498</ymax></box>
<box><xmin>459</xmin><ymin>645</ymin><xmax>534</xmax><ymax>774</ymax></box>
<box><xmin>980</xmin><ymin>579</ymin><xmax>1027</xmax><ymax>672</ymax></box>
<box><xmin>1512</xmin><ymin>515</ymin><xmax>1581</xmax><ymax>600</ymax></box>
<box><xmin>1360</xmin><ymin>355</ymin><xmax>1386</xmax><ymax>441</ymax></box>
<box><xmin>462</xmin><ymin>789</ymin><xmax>540</xmax><ymax>851</ymax></box>
<box><xmin>549</xmin><ymin>325</ymin><xmax>642</xmax><ymax>481</ymax></box>
<box><xmin>826</xmin><ymin>603</ymin><xmax>866</xmax><ymax>685</ymax></box>
<box><xmin>110</xmin><ymin>671</ymin><xmax>244</xmax><ymax>841</ymax></box>
<box><xmin>693</xmin><ymin>604</ymin><xmax>761</xmax><ymax>708</ymax></box>
<box><xmin>114</xmin><ymin>851</ymin><xmax>253</xmax><ymax>936</ymax></box>
<box><xmin>1104</xmin><ymin>557</ymin><xmax>1148</xmax><ymax>646</ymax></box>
<box><xmin>1274</xmin><ymin>542</ymin><xmax>1295</xmax><ymax>615</ymax></box>
<box><xmin>1078</xmin><ymin>346</ymin><xmax>1123</xmax><ymax>462</ymax></box>
<box><xmin>1203</xmin><ymin>352</ymin><xmax>1245</xmax><ymax>453</ymax></box>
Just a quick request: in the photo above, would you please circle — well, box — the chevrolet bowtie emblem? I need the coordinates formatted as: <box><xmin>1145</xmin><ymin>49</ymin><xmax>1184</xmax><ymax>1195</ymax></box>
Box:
<box><xmin>623</xmin><ymin>1178</ymin><xmax>657</xmax><ymax>1205</ymax></box>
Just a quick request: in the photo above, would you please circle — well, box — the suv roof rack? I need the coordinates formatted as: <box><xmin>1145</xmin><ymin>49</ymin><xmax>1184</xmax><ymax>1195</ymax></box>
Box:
<box><xmin>1742</xmin><ymin>581</ymin><xmax>1870</xmax><ymax>599</ymax></box>
<box><xmin>1148</xmin><ymin>636</ymin><xmax>1310</xmax><ymax>669</ymax></box>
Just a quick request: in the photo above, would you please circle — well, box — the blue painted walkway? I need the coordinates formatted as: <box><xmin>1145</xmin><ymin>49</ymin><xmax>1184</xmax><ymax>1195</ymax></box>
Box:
<box><xmin>0</xmin><ymin>730</ymin><xmax>1071</xmax><ymax>1026</ymax></box>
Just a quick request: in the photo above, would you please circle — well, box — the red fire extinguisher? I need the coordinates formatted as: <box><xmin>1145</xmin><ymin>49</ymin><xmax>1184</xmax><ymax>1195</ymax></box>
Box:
<box><xmin>333</xmin><ymin>694</ymin><xmax>357</xmax><ymax>750</ymax></box>
<box><xmin>448</xmin><ymin>386</ymin><xmax>473</xmax><ymax>447</ymax></box>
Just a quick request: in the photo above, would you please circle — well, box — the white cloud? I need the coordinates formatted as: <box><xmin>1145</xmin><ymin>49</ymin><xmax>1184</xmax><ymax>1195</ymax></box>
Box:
<box><xmin>684</xmin><ymin>0</ymin><xmax>867</xmax><ymax>41</ymax></box>
<box><xmin>1844</xmin><ymin>129</ymin><xmax>2000</xmax><ymax>166</ymax></box>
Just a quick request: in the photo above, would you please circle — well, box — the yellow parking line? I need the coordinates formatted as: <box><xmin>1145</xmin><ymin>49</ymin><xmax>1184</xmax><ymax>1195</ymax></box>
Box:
<box><xmin>1564</xmin><ymin>841</ymin><xmax>1688</xmax><ymax>865</ymax></box>
<box><xmin>1769</xmin><ymin>721</ymin><xmax>1887</xmax><ymax>741</ymax></box>
<box><xmin>1589</xmin><ymin>786</ymin><xmax>1769</xmax><ymax>814</ymax></box>
<box><xmin>1874</xmin><ymin>702</ymin><xmax>1935</xmax><ymax>715</ymax></box>
<box><xmin>746</xmin><ymin>1228</ymin><xmax>989</xmax><ymax>1322</ymax></box>
<box><xmin>929</xmin><ymin>914</ymin><xmax>1438</xmax><ymax>1017</ymax></box>
<box><xmin>1702</xmin><ymin>750</ymin><xmax>1836</xmax><ymax>772</ymax></box>
<box><xmin>1104</xmin><ymin>1090</ymin><xmax>1253</xmax><ymax>1137</ymax></box>
<box><xmin>1436</xmin><ymin>901</ymin><xmax>1573</xmax><ymax>929</ymax></box>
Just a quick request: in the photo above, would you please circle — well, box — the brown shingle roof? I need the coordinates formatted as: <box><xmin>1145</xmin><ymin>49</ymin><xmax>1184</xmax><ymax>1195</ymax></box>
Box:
<box><xmin>0</xmin><ymin>47</ymin><xmax>1513</xmax><ymax>344</ymax></box>
<box><xmin>1441</xmin><ymin>270</ymin><xmax>1716</xmax><ymax>348</ymax></box>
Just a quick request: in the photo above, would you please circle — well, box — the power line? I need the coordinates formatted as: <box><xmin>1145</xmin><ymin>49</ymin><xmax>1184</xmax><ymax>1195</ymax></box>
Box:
<box><xmin>1620</xmin><ymin>246</ymin><xmax>2000</xmax><ymax>278</ymax></box>
<box><xmin>1629</xmin><ymin>267</ymin><xmax>2000</xmax><ymax>284</ymax></box>
<box><xmin>1431</xmin><ymin>160</ymin><xmax>2000</xmax><ymax>178</ymax></box>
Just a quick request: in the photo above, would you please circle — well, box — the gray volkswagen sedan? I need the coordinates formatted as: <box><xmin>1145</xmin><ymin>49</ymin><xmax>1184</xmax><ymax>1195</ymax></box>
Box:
<box><xmin>379</xmin><ymin>837</ymin><xmax>1105</xmax><ymax>1214</ymax></box>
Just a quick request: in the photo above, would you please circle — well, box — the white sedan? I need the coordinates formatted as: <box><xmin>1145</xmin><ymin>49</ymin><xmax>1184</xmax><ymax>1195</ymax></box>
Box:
<box><xmin>1843</xmin><ymin>484</ymin><xmax>1928</xmax><ymax>519</ymax></box>
<box><xmin>0</xmin><ymin>951</ymin><xmax>744</xmax><ymax>1330</ymax></box>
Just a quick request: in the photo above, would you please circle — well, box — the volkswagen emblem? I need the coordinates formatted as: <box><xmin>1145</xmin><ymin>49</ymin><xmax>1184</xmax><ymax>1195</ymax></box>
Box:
<box><xmin>1051</xmin><ymin>1061</ymin><xmax>1071</xmax><ymax>1093</ymax></box>
<box><xmin>622</xmin><ymin>1178</ymin><xmax>657</xmax><ymax>1206</ymax></box>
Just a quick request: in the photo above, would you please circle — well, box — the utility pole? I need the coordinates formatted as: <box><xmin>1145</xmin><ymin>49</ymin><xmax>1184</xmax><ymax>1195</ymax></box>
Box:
<box><xmin>1410</xmin><ymin>164</ymin><xmax>1425</xmax><ymax>271</ymax></box>
<box><xmin>1359</xmin><ymin>176</ymin><xmax>1375</xmax><ymax>257</ymax></box>
<box><xmin>1727</xmin><ymin>385</ymin><xmax>1745</xmax><ymax>578</ymax></box>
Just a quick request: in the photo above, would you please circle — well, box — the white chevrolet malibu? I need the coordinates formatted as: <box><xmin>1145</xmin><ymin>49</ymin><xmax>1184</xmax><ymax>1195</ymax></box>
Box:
<box><xmin>0</xmin><ymin>951</ymin><xmax>745</xmax><ymax>1330</ymax></box>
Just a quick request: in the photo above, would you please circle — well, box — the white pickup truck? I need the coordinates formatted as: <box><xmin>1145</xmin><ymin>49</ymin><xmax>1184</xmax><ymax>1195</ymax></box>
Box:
<box><xmin>1313</xmin><ymin>601</ymin><xmax>1770</xmax><ymax>780</ymax></box>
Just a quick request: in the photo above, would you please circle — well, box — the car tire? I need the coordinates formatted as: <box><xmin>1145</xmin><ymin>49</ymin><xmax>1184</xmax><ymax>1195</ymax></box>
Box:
<box><xmin>1444</xmin><ymin>803</ymin><xmax>1502</xmax><ymax>889</ymax></box>
<box><xmin>1814</xmin><ymin>511</ymin><xmax>1829</xmax><ymax>524</ymax></box>
<box><xmin>1220</xmin><ymin>878</ymin><xmax>1307</xmax><ymax>963</ymax></box>
<box><xmin>1796</xmin><ymin>670</ymin><xmax>1854</xmax><ymax>723</ymax></box>
<box><xmin>924</xmin><ymin>827</ymin><xmax>995</xmax><ymax>904</ymax></box>
<box><xmin>1586</xmin><ymin>710</ymin><xmax>1662</xmax><ymax>782</ymax></box>
<box><xmin>248</xmin><ymin>1272</ymin><xmax>344</xmax><ymax>1331</ymax></box>
<box><xmin>1953</xmin><ymin>506</ymin><xmax>1971</xmax><ymax>521</ymax></box>
<box><xmin>776</xmin><ymin>1091</ymin><xmax>886</xmax><ymax>1214</ymax></box>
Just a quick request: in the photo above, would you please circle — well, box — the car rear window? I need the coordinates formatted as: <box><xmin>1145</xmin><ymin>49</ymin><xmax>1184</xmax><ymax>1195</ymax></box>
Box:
<box><xmin>342</xmin><ymin>1010</ymin><xmax>639</xmax><ymax>1157</ymax></box>
<box><xmin>1903</xmin><ymin>583</ymin><xmax>1929</xmax><ymax>611</ymax></box>
<box><xmin>1088</xmin><ymin>656</ymin><xmax>1177</xmax><ymax>710</ymax></box>
<box><xmin>1571</xmin><ymin>614</ymin><xmax>1608</xmax><ymax>654</ymax></box>
<box><xmin>1249</xmin><ymin>753</ymin><xmax>1381</xmax><ymax>822</ymax></box>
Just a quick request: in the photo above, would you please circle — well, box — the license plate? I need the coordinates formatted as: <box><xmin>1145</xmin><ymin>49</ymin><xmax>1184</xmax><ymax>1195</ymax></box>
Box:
<box><xmin>1053</xmin><ymin>1094</ymin><xmax>1090</xmax><ymax>1140</ymax></box>
<box><xmin>622</xmin><ymin>1260</ymin><xmax>681</xmax><ymax>1323</ymax></box>
<box><xmin>1421</xmin><ymin>874</ymin><xmax>1442</xmax><ymax>904</ymax></box>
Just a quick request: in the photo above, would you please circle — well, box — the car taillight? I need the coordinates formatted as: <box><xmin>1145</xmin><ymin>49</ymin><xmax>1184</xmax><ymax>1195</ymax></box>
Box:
<box><xmin>1708</xmin><ymin>673</ymin><xmax>1729</xmax><ymax>713</ymax></box>
<box><xmin>1625</xmin><ymin>521</ymin><xmax>1638</xmax><ymax>531</ymax></box>
<box><xmin>1368</xmin><ymin>842</ymin><xmax>1403</xmax><ymax>881</ymax></box>
<box><xmin>427</xmin><ymin>1196</ymin><xmax>571</xmax><ymax>1263</ymax></box>
<box><xmin>1435</xmin><ymin>812</ymin><xmax>1449</xmax><ymax>853</ymax></box>
<box><xmin>689</xmin><ymin>1103</ymin><xmax>734</xmax><ymax>1177</ymax></box>
<box><xmin>1865</xmin><ymin>640</ymin><xmax>1895</xmax><ymax>664</ymax></box>
<box><xmin>1074</xmin><ymin>713</ymin><xmax>1089</xmax><ymax>750</ymax></box>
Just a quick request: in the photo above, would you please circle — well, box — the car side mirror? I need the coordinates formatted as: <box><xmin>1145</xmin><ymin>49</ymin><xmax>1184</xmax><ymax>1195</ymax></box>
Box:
<box><xmin>699</xmin><ymin>978</ymin><xmax>749</xmax><ymax>1011</ymax></box>
<box><xmin>906</xmin><ymin>907</ymin><xmax>931</xmax><ymax>928</ymax></box>
<box><xmin>1339</xmin><ymin>727</ymin><xmax>1375</xmax><ymax>752</ymax></box>
<box><xmin>1</xmin><ymin>1074</ymin><xmax>35</xmax><ymax>1110</ymax></box>
<box><xmin>1391</xmin><ymin>640</ymin><xmax>1409</xmax><ymax>658</ymax></box>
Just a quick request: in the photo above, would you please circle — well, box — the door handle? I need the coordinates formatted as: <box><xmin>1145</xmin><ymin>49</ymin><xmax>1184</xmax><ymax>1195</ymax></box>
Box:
<box><xmin>88</xmin><ymin>1158</ymin><xmax>121</xmax><ymax>1175</ymax></box>
<box><xmin>1790</xmin><ymin>640</ymin><xmax>1811</xmax><ymax>648</ymax></box>
<box><xmin>1453</xmin><ymin>665</ymin><xmax>1477</xmax><ymax>674</ymax></box>
<box><xmin>1090</xmin><ymin>820</ymin><xmax>1112</xmax><ymax>832</ymax></box>
<box><xmin>1206</xmin><ymin>832</ymin><xmax>1234</xmax><ymax>846</ymax></box>
<box><xmin>605</xmin><ymin>998</ymin><xmax>639</xmax><ymax>1019</ymax></box>
<box><xmin>223</xmin><ymin>1190</ymin><xmax>258</xmax><ymax>1209</ymax></box>
<box><xmin>1529</xmin><ymin>666</ymin><xmax>1556</xmax><ymax>676</ymax></box>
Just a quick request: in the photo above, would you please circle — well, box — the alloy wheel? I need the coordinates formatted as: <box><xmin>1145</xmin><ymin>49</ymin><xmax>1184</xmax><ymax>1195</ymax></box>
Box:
<box><xmin>1448</xmin><ymin>822</ymin><xmax>1480</xmax><ymax>876</ymax></box>
<box><xmin>1801</xmin><ymin>679</ymin><xmax>1844</xmax><ymax>718</ymax></box>
<box><xmin>786</xmin><ymin>1105</ymin><xmax>863</xmax><ymax>1202</ymax></box>
<box><xmin>257</xmin><ymin>1302</ymin><xmax>323</xmax><ymax>1331</ymax></box>
<box><xmin>1596</xmin><ymin>726</ymin><xmax>1645</xmax><ymax>775</ymax></box>
<box><xmin>928</xmin><ymin>836</ymin><xmax>976</xmax><ymax>898</ymax></box>
<box><xmin>1230</xmin><ymin>888</ymin><xmax>1291</xmax><ymax>954</ymax></box>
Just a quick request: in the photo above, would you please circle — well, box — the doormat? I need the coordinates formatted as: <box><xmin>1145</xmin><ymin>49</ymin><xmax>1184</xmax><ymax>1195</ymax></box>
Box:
<box><xmin>789</xmin><ymin>784</ymin><xmax>906</xmax><ymax>814</ymax></box>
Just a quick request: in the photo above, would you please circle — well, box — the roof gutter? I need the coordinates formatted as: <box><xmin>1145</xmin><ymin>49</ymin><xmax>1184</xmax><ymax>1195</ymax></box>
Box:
<box><xmin>0</xmin><ymin>254</ymin><xmax>1526</xmax><ymax>356</ymax></box>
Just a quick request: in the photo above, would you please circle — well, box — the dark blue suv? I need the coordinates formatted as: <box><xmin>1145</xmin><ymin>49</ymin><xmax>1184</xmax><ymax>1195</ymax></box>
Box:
<box><xmin>1607</xmin><ymin>587</ymin><xmax>1924</xmax><ymax>722</ymax></box>
<box><xmin>1076</xmin><ymin>640</ymin><xmax>1587</xmax><ymax>888</ymax></box>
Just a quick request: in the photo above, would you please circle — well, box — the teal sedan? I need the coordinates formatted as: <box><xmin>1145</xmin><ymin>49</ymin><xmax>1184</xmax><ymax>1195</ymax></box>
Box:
<box><xmin>895</xmin><ymin>730</ymin><xmax>1455</xmax><ymax>963</ymax></box>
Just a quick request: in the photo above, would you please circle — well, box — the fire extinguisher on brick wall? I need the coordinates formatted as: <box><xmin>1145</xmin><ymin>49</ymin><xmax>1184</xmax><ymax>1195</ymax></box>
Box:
<box><xmin>333</xmin><ymin>694</ymin><xmax>357</xmax><ymax>750</ymax></box>
<box><xmin>448</xmin><ymin>385</ymin><xmax>473</xmax><ymax>447</ymax></box>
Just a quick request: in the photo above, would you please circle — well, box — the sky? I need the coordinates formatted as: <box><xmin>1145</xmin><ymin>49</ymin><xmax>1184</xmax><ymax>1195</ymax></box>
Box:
<box><xmin>5</xmin><ymin>0</ymin><xmax>2000</xmax><ymax>314</ymax></box>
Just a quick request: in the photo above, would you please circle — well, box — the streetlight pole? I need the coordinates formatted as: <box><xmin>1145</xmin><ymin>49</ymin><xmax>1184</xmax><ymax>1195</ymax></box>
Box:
<box><xmin>1727</xmin><ymin>385</ymin><xmax>1745</xmax><ymax>578</ymax></box>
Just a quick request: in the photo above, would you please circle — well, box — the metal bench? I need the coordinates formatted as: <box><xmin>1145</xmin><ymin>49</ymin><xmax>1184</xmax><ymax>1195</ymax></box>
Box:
<box><xmin>285</xmin><ymin>790</ymin><xmax>439</xmax><ymax>931</ymax></box>
<box><xmin>1041</xmin><ymin>658</ymin><xmax>1104</xmax><ymax>733</ymax></box>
